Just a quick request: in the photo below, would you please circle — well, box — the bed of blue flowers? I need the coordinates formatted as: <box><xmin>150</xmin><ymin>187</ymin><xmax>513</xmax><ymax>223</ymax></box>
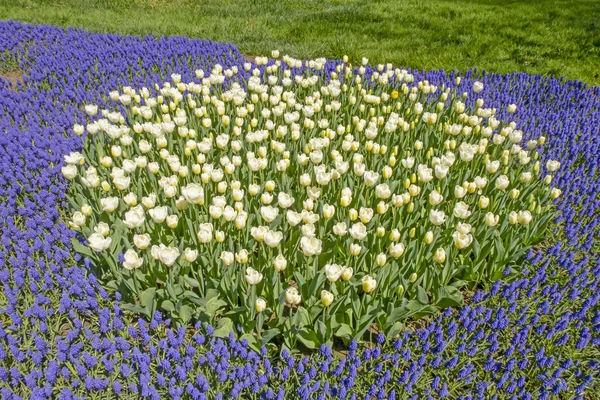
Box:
<box><xmin>0</xmin><ymin>20</ymin><xmax>599</xmax><ymax>399</ymax></box>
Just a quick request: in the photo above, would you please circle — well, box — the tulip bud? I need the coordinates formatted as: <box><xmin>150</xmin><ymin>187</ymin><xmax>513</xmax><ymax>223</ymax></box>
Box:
<box><xmin>376</xmin><ymin>227</ymin><xmax>386</xmax><ymax>237</ymax></box>
<box><xmin>434</xmin><ymin>248</ymin><xmax>446</xmax><ymax>264</ymax></box>
<box><xmin>166</xmin><ymin>215</ymin><xmax>178</xmax><ymax>229</ymax></box>
<box><xmin>408</xmin><ymin>273</ymin><xmax>418</xmax><ymax>283</ymax></box>
<box><xmin>255</xmin><ymin>298</ymin><xmax>267</xmax><ymax>313</ymax></box>
<box><xmin>509</xmin><ymin>189</ymin><xmax>520</xmax><ymax>199</ymax></box>
<box><xmin>509</xmin><ymin>211</ymin><xmax>518</xmax><ymax>224</ymax></box>
<box><xmin>424</xmin><ymin>231</ymin><xmax>434</xmax><ymax>244</ymax></box>
<box><xmin>409</xmin><ymin>227</ymin><xmax>416</xmax><ymax>238</ymax></box>
<box><xmin>273</xmin><ymin>255</ymin><xmax>287</xmax><ymax>272</ymax></box>
<box><xmin>362</xmin><ymin>275</ymin><xmax>377</xmax><ymax>293</ymax></box>
<box><xmin>396</xmin><ymin>285</ymin><xmax>405</xmax><ymax>296</ymax></box>
<box><xmin>321</xmin><ymin>290</ymin><xmax>334</xmax><ymax>307</ymax></box>
<box><xmin>350</xmin><ymin>243</ymin><xmax>361</xmax><ymax>256</ymax></box>
<box><xmin>341</xmin><ymin>267</ymin><xmax>353</xmax><ymax>281</ymax></box>
<box><xmin>485</xmin><ymin>212</ymin><xmax>499</xmax><ymax>227</ymax></box>
<box><xmin>81</xmin><ymin>204</ymin><xmax>93</xmax><ymax>216</ymax></box>
<box><xmin>376</xmin><ymin>253</ymin><xmax>387</xmax><ymax>267</ymax></box>
<box><xmin>349</xmin><ymin>208</ymin><xmax>358</xmax><ymax>221</ymax></box>
<box><xmin>528</xmin><ymin>201</ymin><xmax>537</xmax><ymax>212</ymax></box>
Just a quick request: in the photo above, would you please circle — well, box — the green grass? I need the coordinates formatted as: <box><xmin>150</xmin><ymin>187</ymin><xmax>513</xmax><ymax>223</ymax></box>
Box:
<box><xmin>1</xmin><ymin>0</ymin><xmax>599</xmax><ymax>85</ymax></box>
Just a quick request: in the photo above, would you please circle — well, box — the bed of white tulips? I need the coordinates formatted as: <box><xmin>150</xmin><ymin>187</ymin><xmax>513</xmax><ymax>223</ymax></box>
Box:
<box><xmin>64</xmin><ymin>54</ymin><xmax>561</xmax><ymax>349</ymax></box>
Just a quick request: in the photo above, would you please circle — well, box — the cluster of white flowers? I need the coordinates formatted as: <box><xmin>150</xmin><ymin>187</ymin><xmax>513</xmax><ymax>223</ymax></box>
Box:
<box><xmin>64</xmin><ymin>53</ymin><xmax>560</xmax><ymax>323</ymax></box>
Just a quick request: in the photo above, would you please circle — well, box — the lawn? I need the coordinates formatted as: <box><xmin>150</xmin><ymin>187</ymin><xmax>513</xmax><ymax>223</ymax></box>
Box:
<box><xmin>1</xmin><ymin>0</ymin><xmax>599</xmax><ymax>85</ymax></box>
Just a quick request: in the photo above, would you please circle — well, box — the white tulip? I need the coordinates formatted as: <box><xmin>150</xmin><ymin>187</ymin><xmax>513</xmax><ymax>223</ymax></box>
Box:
<box><xmin>401</xmin><ymin>157</ymin><xmax>415</xmax><ymax>168</ymax></box>
<box><xmin>285</xmin><ymin>287</ymin><xmax>301</xmax><ymax>305</ymax></box>
<box><xmin>283</xmin><ymin>210</ymin><xmax>300</xmax><ymax>226</ymax></box>
<box><xmin>359</xmin><ymin>208</ymin><xmax>374</xmax><ymax>224</ymax></box>
<box><xmin>325</xmin><ymin>263</ymin><xmax>343</xmax><ymax>282</ymax></box>
<box><xmin>300</xmin><ymin>236</ymin><xmax>322</xmax><ymax>256</ymax></box>
<box><xmin>123</xmin><ymin>192</ymin><xmax>137</xmax><ymax>206</ymax></box>
<box><xmin>183</xmin><ymin>248</ymin><xmax>198</xmax><ymax>263</ymax></box>
<box><xmin>453</xmin><ymin>201</ymin><xmax>472</xmax><ymax>219</ymax></box>
<box><xmin>220</xmin><ymin>251</ymin><xmax>234</xmax><ymax>266</ymax></box>
<box><xmin>517</xmin><ymin>210</ymin><xmax>532</xmax><ymax>225</ymax></box>
<box><xmin>273</xmin><ymin>255</ymin><xmax>287</xmax><ymax>272</ymax></box>
<box><xmin>495</xmin><ymin>175</ymin><xmax>510</xmax><ymax>190</ymax></box>
<box><xmin>94</xmin><ymin>222</ymin><xmax>110</xmax><ymax>237</ymax></box>
<box><xmin>87</xmin><ymin>233</ymin><xmax>112</xmax><ymax>252</ymax></box>
<box><xmin>122</xmin><ymin>249</ymin><xmax>143</xmax><ymax>270</ymax></box>
<box><xmin>264</xmin><ymin>231</ymin><xmax>283</xmax><ymax>248</ymax></box>
<box><xmin>349</xmin><ymin>222</ymin><xmax>368</xmax><ymax>240</ymax></box>
<box><xmin>133</xmin><ymin>234</ymin><xmax>151</xmax><ymax>250</ymax></box>
<box><xmin>61</xmin><ymin>165</ymin><xmax>78</xmax><ymax>179</ymax></box>
<box><xmin>485</xmin><ymin>213</ymin><xmax>500</xmax><ymax>227</ymax></box>
<box><xmin>70</xmin><ymin>211</ymin><xmax>85</xmax><ymax>228</ymax></box>
<box><xmin>277</xmin><ymin>192</ymin><xmax>295</xmax><ymax>208</ymax></box>
<box><xmin>158</xmin><ymin>246</ymin><xmax>180</xmax><ymax>267</ymax></box>
<box><xmin>364</xmin><ymin>170</ymin><xmax>379</xmax><ymax>187</ymax></box>
<box><xmin>141</xmin><ymin>194</ymin><xmax>156</xmax><ymax>209</ymax></box>
<box><xmin>429</xmin><ymin>190</ymin><xmax>444</xmax><ymax>206</ymax></box>
<box><xmin>456</xmin><ymin>222</ymin><xmax>472</xmax><ymax>234</ymax></box>
<box><xmin>546</xmin><ymin>160</ymin><xmax>560</xmax><ymax>172</ymax></box>
<box><xmin>474</xmin><ymin>176</ymin><xmax>488</xmax><ymax>189</ymax></box>
<box><xmin>181</xmin><ymin>184</ymin><xmax>205</xmax><ymax>205</ymax></box>
<box><xmin>197</xmin><ymin>223</ymin><xmax>213</xmax><ymax>243</ymax></box>
<box><xmin>417</xmin><ymin>164</ymin><xmax>433</xmax><ymax>182</ymax></box>
<box><xmin>260</xmin><ymin>206</ymin><xmax>279</xmax><ymax>223</ymax></box>
<box><xmin>478</xmin><ymin>196</ymin><xmax>490</xmax><ymax>209</ymax></box>
<box><xmin>99</xmin><ymin>197</ymin><xmax>119</xmax><ymax>214</ymax></box>
<box><xmin>375</xmin><ymin>183</ymin><xmax>391</xmax><ymax>199</ymax></box>
<box><xmin>341</xmin><ymin>267</ymin><xmax>353</xmax><ymax>281</ymax></box>
<box><xmin>323</xmin><ymin>204</ymin><xmax>335</xmax><ymax>219</ymax></box>
<box><xmin>320</xmin><ymin>290</ymin><xmax>334</xmax><ymax>307</ymax></box>
<box><xmin>64</xmin><ymin>152</ymin><xmax>84</xmax><ymax>165</ymax></box>
<box><xmin>333</xmin><ymin>222</ymin><xmax>347</xmax><ymax>236</ymax></box>
<box><xmin>458</xmin><ymin>143</ymin><xmax>478</xmax><ymax>162</ymax></box>
<box><xmin>362</xmin><ymin>275</ymin><xmax>377</xmax><ymax>293</ymax></box>
<box><xmin>486</xmin><ymin>160</ymin><xmax>500</xmax><ymax>173</ymax></box>
<box><xmin>301</xmin><ymin>224</ymin><xmax>316</xmax><ymax>237</ymax></box>
<box><xmin>149</xmin><ymin>206</ymin><xmax>168</xmax><ymax>223</ymax></box>
<box><xmin>85</xmin><ymin>104</ymin><xmax>98</xmax><ymax>116</ymax></box>
<box><xmin>454</xmin><ymin>185</ymin><xmax>467</xmax><ymax>198</ymax></box>
<box><xmin>452</xmin><ymin>231</ymin><xmax>473</xmax><ymax>249</ymax></box>
<box><xmin>255</xmin><ymin>298</ymin><xmax>267</xmax><ymax>312</ymax></box>
<box><xmin>434</xmin><ymin>164</ymin><xmax>449</xmax><ymax>179</ymax></box>
<box><xmin>429</xmin><ymin>209</ymin><xmax>446</xmax><ymax>226</ymax></box>
<box><xmin>434</xmin><ymin>248</ymin><xmax>446</xmax><ymax>264</ymax></box>
<box><xmin>245</xmin><ymin>267</ymin><xmax>263</xmax><ymax>285</ymax></box>
<box><xmin>123</xmin><ymin>205</ymin><xmax>145</xmax><ymax>229</ymax></box>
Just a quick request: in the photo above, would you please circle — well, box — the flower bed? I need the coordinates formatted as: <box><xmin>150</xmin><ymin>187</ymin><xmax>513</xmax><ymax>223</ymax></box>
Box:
<box><xmin>1</xmin><ymin>21</ymin><xmax>599</xmax><ymax>399</ymax></box>
<box><xmin>64</xmin><ymin>53</ymin><xmax>561</xmax><ymax>350</ymax></box>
